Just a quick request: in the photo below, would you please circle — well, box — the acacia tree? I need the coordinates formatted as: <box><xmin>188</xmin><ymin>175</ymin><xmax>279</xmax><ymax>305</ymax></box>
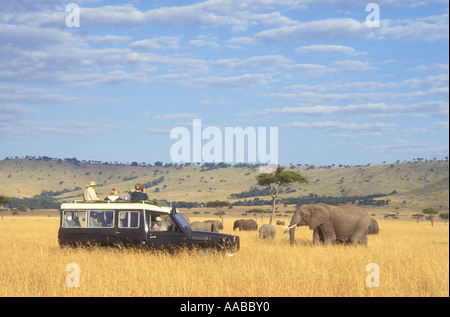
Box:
<box><xmin>411</xmin><ymin>213</ymin><xmax>424</xmax><ymax>224</ymax></box>
<box><xmin>439</xmin><ymin>213</ymin><xmax>449</xmax><ymax>225</ymax></box>
<box><xmin>422</xmin><ymin>208</ymin><xmax>439</xmax><ymax>227</ymax></box>
<box><xmin>206</xmin><ymin>200</ymin><xmax>230</xmax><ymax>225</ymax></box>
<box><xmin>0</xmin><ymin>195</ymin><xmax>11</xmax><ymax>220</ymax></box>
<box><xmin>256</xmin><ymin>166</ymin><xmax>309</xmax><ymax>225</ymax></box>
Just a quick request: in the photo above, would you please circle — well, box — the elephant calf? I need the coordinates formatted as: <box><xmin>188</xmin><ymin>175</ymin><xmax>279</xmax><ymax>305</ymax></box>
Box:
<box><xmin>259</xmin><ymin>224</ymin><xmax>276</xmax><ymax>239</ymax></box>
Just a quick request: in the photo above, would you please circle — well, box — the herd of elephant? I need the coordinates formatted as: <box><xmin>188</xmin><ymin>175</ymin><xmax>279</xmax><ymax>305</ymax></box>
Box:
<box><xmin>189</xmin><ymin>203</ymin><xmax>379</xmax><ymax>246</ymax></box>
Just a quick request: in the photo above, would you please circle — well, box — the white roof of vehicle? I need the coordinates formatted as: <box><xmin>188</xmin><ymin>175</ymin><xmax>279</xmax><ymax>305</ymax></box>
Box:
<box><xmin>60</xmin><ymin>201</ymin><xmax>174</xmax><ymax>214</ymax></box>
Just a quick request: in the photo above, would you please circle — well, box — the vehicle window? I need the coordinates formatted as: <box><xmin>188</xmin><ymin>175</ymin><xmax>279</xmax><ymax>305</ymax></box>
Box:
<box><xmin>174</xmin><ymin>213</ymin><xmax>190</xmax><ymax>233</ymax></box>
<box><xmin>88</xmin><ymin>210</ymin><xmax>114</xmax><ymax>228</ymax></box>
<box><xmin>119</xmin><ymin>211</ymin><xmax>140</xmax><ymax>228</ymax></box>
<box><xmin>63</xmin><ymin>210</ymin><xmax>87</xmax><ymax>228</ymax></box>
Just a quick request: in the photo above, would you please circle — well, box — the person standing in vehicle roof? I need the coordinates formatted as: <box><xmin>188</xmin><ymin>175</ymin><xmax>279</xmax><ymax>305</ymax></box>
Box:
<box><xmin>130</xmin><ymin>183</ymin><xmax>149</xmax><ymax>201</ymax></box>
<box><xmin>83</xmin><ymin>181</ymin><xmax>101</xmax><ymax>201</ymax></box>
<box><xmin>104</xmin><ymin>188</ymin><xmax>122</xmax><ymax>201</ymax></box>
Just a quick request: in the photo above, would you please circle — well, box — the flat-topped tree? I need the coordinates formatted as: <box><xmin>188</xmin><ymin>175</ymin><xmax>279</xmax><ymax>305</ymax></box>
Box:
<box><xmin>256</xmin><ymin>166</ymin><xmax>309</xmax><ymax>225</ymax></box>
<box><xmin>439</xmin><ymin>213</ymin><xmax>448</xmax><ymax>225</ymax></box>
<box><xmin>206</xmin><ymin>200</ymin><xmax>230</xmax><ymax>225</ymax></box>
<box><xmin>0</xmin><ymin>195</ymin><xmax>11</xmax><ymax>220</ymax></box>
<box><xmin>411</xmin><ymin>213</ymin><xmax>424</xmax><ymax>224</ymax></box>
<box><xmin>422</xmin><ymin>208</ymin><xmax>439</xmax><ymax>227</ymax></box>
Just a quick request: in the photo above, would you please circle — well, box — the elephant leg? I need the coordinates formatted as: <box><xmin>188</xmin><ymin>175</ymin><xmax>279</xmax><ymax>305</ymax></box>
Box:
<box><xmin>312</xmin><ymin>228</ymin><xmax>324</xmax><ymax>245</ymax></box>
<box><xmin>349</xmin><ymin>227</ymin><xmax>368</xmax><ymax>246</ymax></box>
<box><xmin>319</xmin><ymin>222</ymin><xmax>336</xmax><ymax>245</ymax></box>
<box><xmin>355</xmin><ymin>234</ymin><xmax>368</xmax><ymax>247</ymax></box>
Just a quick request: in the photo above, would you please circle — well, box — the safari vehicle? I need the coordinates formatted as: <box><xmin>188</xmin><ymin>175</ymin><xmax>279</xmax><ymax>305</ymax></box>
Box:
<box><xmin>58</xmin><ymin>201</ymin><xmax>239</xmax><ymax>253</ymax></box>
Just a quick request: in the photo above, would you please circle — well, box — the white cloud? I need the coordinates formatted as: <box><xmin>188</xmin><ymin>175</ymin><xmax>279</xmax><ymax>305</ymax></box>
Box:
<box><xmin>130</xmin><ymin>36</ymin><xmax>182</xmax><ymax>50</ymax></box>
<box><xmin>333</xmin><ymin>60</ymin><xmax>377</xmax><ymax>71</ymax></box>
<box><xmin>296</xmin><ymin>44</ymin><xmax>367</xmax><ymax>56</ymax></box>
<box><xmin>364</xmin><ymin>139</ymin><xmax>449</xmax><ymax>157</ymax></box>
<box><xmin>214</xmin><ymin>55</ymin><xmax>290</xmax><ymax>70</ymax></box>
<box><xmin>377</xmin><ymin>13</ymin><xmax>449</xmax><ymax>42</ymax></box>
<box><xmin>255</xmin><ymin>18</ymin><xmax>372</xmax><ymax>43</ymax></box>
<box><xmin>255</xmin><ymin>13</ymin><xmax>449</xmax><ymax>43</ymax></box>
<box><xmin>240</xmin><ymin>100</ymin><xmax>449</xmax><ymax>119</ymax></box>
<box><xmin>153</xmin><ymin>113</ymin><xmax>197</xmax><ymax>120</ymax></box>
<box><xmin>0</xmin><ymin>114</ymin><xmax>117</xmax><ymax>140</ymax></box>
<box><xmin>288</xmin><ymin>63</ymin><xmax>337</xmax><ymax>76</ymax></box>
<box><xmin>184</xmin><ymin>73</ymin><xmax>271</xmax><ymax>88</ymax></box>
<box><xmin>0</xmin><ymin>84</ymin><xmax>116</xmax><ymax>105</ymax></box>
<box><xmin>281</xmin><ymin>121</ymin><xmax>396</xmax><ymax>133</ymax></box>
<box><xmin>188</xmin><ymin>35</ymin><xmax>220</xmax><ymax>49</ymax></box>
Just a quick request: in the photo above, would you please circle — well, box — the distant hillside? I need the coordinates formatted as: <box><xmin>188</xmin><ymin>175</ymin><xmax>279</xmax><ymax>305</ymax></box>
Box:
<box><xmin>0</xmin><ymin>158</ymin><xmax>448</xmax><ymax>213</ymax></box>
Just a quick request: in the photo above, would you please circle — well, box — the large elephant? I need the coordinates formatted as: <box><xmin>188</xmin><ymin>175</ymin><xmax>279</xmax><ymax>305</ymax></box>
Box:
<box><xmin>233</xmin><ymin>219</ymin><xmax>258</xmax><ymax>231</ymax></box>
<box><xmin>259</xmin><ymin>224</ymin><xmax>276</xmax><ymax>239</ymax></box>
<box><xmin>190</xmin><ymin>221</ymin><xmax>215</xmax><ymax>232</ymax></box>
<box><xmin>287</xmin><ymin>203</ymin><xmax>370</xmax><ymax>246</ymax></box>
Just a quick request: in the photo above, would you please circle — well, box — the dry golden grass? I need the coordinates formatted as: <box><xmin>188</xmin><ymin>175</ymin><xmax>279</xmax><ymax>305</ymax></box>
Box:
<box><xmin>0</xmin><ymin>216</ymin><xmax>448</xmax><ymax>297</ymax></box>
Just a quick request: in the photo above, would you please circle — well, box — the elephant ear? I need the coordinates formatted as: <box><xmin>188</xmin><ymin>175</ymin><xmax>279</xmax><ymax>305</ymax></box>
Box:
<box><xmin>309</xmin><ymin>205</ymin><xmax>330</xmax><ymax>230</ymax></box>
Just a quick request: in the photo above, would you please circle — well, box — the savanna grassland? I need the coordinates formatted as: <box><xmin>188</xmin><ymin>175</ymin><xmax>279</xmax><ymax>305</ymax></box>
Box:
<box><xmin>0</xmin><ymin>216</ymin><xmax>448</xmax><ymax>297</ymax></box>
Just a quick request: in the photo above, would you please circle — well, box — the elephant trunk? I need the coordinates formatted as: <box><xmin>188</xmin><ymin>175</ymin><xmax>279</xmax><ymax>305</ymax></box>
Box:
<box><xmin>289</xmin><ymin>226</ymin><xmax>296</xmax><ymax>245</ymax></box>
<box><xmin>287</xmin><ymin>213</ymin><xmax>301</xmax><ymax>245</ymax></box>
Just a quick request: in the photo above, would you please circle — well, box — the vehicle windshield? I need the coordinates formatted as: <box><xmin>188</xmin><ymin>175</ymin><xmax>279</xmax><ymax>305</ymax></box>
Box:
<box><xmin>173</xmin><ymin>213</ymin><xmax>191</xmax><ymax>232</ymax></box>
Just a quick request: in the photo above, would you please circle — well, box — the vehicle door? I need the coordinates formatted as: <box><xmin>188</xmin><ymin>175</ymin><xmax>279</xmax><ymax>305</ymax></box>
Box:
<box><xmin>116</xmin><ymin>210</ymin><xmax>146</xmax><ymax>247</ymax></box>
<box><xmin>145</xmin><ymin>211</ymin><xmax>187</xmax><ymax>249</ymax></box>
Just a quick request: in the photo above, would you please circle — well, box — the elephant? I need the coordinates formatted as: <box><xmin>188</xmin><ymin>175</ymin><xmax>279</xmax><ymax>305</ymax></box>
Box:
<box><xmin>233</xmin><ymin>219</ymin><xmax>258</xmax><ymax>231</ymax></box>
<box><xmin>367</xmin><ymin>218</ymin><xmax>379</xmax><ymax>234</ymax></box>
<box><xmin>259</xmin><ymin>224</ymin><xmax>276</xmax><ymax>239</ymax></box>
<box><xmin>287</xmin><ymin>203</ymin><xmax>370</xmax><ymax>246</ymax></box>
<box><xmin>203</xmin><ymin>219</ymin><xmax>223</xmax><ymax>231</ymax></box>
<box><xmin>190</xmin><ymin>221</ymin><xmax>215</xmax><ymax>232</ymax></box>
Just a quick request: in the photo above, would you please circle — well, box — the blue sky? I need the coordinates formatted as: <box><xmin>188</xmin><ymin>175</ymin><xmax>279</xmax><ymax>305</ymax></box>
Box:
<box><xmin>0</xmin><ymin>0</ymin><xmax>448</xmax><ymax>166</ymax></box>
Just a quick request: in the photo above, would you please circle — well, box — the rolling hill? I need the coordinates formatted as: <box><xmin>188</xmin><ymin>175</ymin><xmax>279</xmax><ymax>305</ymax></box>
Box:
<box><xmin>0</xmin><ymin>157</ymin><xmax>448</xmax><ymax>214</ymax></box>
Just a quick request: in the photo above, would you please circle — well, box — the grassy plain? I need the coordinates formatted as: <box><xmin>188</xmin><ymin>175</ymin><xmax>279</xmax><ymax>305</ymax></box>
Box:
<box><xmin>0</xmin><ymin>216</ymin><xmax>448</xmax><ymax>297</ymax></box>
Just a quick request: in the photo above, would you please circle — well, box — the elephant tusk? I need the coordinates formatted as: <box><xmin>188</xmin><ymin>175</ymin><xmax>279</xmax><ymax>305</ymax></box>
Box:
<box><xmin>283</xmin><ymin>224</ymin><xmax>297</xmax><ymax>229</ymax></box>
